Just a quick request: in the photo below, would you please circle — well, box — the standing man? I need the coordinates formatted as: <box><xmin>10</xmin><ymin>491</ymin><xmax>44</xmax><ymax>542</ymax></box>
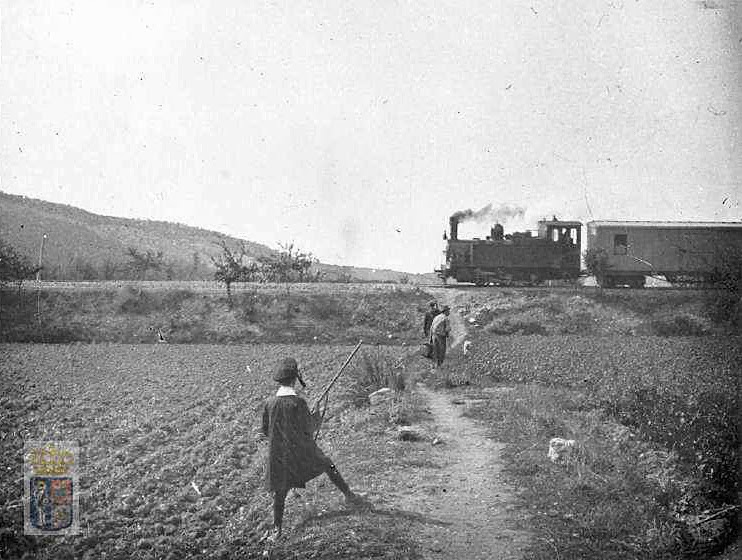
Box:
<box><xmin>429</xmin><ymin>305</ymin><xmax>451</xmax><ymax>367</ymax></box>
<box><xmin>423</xmin><ymin>301</ymin><xmax>440</xmax><ymax>338</ymax></box>
<box><xmin>261</xmin><ymin>358</ymin><xmax>367</xmax><ymax>542</ymax></box>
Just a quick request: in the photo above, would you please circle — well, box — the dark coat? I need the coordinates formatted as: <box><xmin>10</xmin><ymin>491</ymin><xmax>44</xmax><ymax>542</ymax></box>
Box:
<box><xmin>261</xmin><ymin>395</ymin><xmax>332</xmax><ymax>492</ymax></box>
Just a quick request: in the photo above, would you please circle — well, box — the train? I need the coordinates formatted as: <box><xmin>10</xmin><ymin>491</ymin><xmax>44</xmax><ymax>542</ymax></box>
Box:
<box><xmin>437</xmin><ymin>216</ymin><xmax>742</xmax><ymax>288</ymax></box>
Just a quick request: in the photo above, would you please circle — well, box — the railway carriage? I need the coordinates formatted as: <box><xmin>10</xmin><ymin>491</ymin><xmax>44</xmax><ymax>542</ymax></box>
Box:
<box><xmin>586</xmin><ymin>221</ymin><xmax>742</xmax><ymax>288</ymax></box>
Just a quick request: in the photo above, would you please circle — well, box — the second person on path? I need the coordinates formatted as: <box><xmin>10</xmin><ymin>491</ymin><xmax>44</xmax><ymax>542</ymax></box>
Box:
<box><xmin>429</xmin><ymin>305</ymin><xmax>451</xmax><ymax>366</ymax></box>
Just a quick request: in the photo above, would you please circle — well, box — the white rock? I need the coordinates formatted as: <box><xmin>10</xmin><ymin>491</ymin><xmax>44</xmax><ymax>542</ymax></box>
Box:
<box><xmin>548</xmin><ymin>437</ymin><xmax>576</xmax><ymax>463</ymax></box>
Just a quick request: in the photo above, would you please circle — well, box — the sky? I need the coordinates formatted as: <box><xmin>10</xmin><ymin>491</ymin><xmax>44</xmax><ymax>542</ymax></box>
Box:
<box><xmin>1</xmin><ymin>0</ymin><xmax>740</xmax><ymax>273</ymax></box>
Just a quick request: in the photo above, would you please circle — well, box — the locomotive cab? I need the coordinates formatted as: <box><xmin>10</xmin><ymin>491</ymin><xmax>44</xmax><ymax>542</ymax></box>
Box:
<box><xmin>539</xmin><ymin>219</ymin><xmax>581</xmax><ymax>247</ymax></box>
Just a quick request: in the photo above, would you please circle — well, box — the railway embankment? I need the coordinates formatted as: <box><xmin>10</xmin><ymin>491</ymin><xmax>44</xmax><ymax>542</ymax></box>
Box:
<box><xmin>2</xmin><ymin>282</ymin><xmax>737</xmax><ymax>344</ymax></box>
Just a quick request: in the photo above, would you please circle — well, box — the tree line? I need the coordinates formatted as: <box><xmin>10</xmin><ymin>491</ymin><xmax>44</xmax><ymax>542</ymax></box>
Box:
<box><xmin>0</xmin><ymin>236</ymin><xmax>321</xmax><ymax>291</ymax></box>
<box><xmin>211</xmin><ymin>241</ymin><xmax>321</xmax><ymax>299</ymax></box>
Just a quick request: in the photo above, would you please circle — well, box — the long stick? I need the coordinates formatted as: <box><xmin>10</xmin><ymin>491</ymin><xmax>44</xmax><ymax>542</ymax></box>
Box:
<box><xmin>311</xmin><ymin>340</ymin><xmax>363</xmax><ymax>414</ymax></box>
<box><xmin>694</xmin><ymin>504</ymin><xmax>739</xmax><ymax>526</ymax></box>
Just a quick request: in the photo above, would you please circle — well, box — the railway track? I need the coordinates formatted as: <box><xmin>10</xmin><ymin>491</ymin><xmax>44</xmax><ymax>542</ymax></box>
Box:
<box><xmin>17</xmin><ymin>280</ymin><xmax>438</xmax><ymax>293</ymax></box>
<box><xmin>12</xmin><ymin>279</ymin><xmax>713</xmax><ymax>292</ymax></box>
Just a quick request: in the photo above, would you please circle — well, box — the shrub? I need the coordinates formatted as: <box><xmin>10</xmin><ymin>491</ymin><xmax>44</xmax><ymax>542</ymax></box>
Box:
<box><xmin>305</xmin><ymin>293</ymin><xmax>343</xmax><ymax>322</ymax></box>
<box><xmin>234</xmin><ymin>288</ymin><xmax>260</xmax><ymax>320</ymax></box>
<box><xmin>115</xmin><ymin>287</ymin><xmax>152</xmax><ymax>314</ymax></box>
<box><xmin>584</xmin><ymin>247</ymin><xmax>611</xmax><ymax>287</ymax></box>
<box><xmin>649</xmin><ymin>314</ymin><xmax>708</xmax><ymax>336</ymax></box>
<box><xmin>706</xmin><ymin>290</ymin><xmax>741</xmax><ymax>329</ymax></box>
<box><xmin>489</xmin><ymin>320</ymin><xmax>548</xmax><ymax>335</ymax></box>
<box><xmin>615</xmin><ymin>386</ymin><xmax>739</xmax><ymax>502</ymax></box>
<box><xmin>705</xmin><ymin>248</ymin><xmax>742</xmax><ymax>329</ymax></box>
<box><xmin>347</xmin><ymin>349</ymin><xmax>393</xmax><ymax>407</ymax></box>
<box><xmin>0</xmin><ymin>238</ymin><xmax>38</xmax><ymax>291</ymax></box>
<box><xmin>359</xmin><ymin>350</ymin><xmax>389</xmax><ymax>389</ymax></box>
<box><xmin>159</xmin><ymin>289</ymin><xmax>194</xmax><ymax>309</ymax></box>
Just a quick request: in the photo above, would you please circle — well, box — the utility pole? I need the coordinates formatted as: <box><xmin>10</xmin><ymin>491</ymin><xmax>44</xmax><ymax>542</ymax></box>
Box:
<box><xmin>36</xmin><ymin>233</ymin><xmax>47</xmax><ymax>327</ymax></box>
<box><xmin>37</xmin><ymin>233</ymin><xmax>47</xmax><ymax>281</ymax></box>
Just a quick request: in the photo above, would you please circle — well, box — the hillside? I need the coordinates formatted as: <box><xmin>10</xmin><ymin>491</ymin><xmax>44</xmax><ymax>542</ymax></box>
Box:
<box><xmin>0</xmin><ymin>191</ymin><xmax>435</xmax><ymax>282</ymax></box>
<box><xmin>0</xmin><ymin>191</ymin><xmax>276</xmax><ymax>280</ymax></box>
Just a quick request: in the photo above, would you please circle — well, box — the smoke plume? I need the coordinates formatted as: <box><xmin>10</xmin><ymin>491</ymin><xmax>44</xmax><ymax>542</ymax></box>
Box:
<box><xmin>450</xmin><ymin>203</ymin><xmax>526</xmax><ymax>224</ymax></box>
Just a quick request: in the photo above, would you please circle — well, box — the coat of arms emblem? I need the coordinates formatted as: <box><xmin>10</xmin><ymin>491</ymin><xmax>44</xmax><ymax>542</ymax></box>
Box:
<box><xmin>24</xmin><ymin>441</ymin><xmax>80</xmax><ymax>535</ymax></box>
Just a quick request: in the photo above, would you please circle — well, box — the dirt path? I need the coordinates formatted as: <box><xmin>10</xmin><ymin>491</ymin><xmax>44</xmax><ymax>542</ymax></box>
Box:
<box><xmin>388</xmin><ymin>384</ymin><xmax>530</xmax><ymax>559</ymax></box>
<box><xmin>379</xmin><ymin>288</ymin><xmax>529</xmax><ymax>558</ymax></box>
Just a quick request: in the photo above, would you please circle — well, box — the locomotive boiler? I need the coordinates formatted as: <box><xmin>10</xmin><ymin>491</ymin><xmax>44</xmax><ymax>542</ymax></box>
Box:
<box><xmin>438</xmin><ymin>216</ymin><xmax>582</xmax><ymax>285</ymax></box>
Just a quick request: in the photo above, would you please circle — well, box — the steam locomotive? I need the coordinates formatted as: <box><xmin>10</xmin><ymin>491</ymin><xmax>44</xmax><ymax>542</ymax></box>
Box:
<box><xmin>438</xmin><ymin>216</ymin><xmax>582</xmax><ymax>286</ymax></box>
<box><xmin>437</xmin><ymin>216</ymin><xmax>742</xmax><ymax>287</ymax></box>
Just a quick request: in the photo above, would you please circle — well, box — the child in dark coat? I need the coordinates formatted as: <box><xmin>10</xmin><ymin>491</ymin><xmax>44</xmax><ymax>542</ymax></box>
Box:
<box><xmin>261</xmin><ymin>357</ymin><xmax>366</xmax><ymax>541</ymax></box>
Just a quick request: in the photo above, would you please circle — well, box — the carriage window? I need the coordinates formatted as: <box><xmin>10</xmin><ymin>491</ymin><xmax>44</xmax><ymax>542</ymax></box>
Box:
<box><xmin>613</xmin><ymin>234</ymin><xmax>628</xmax><ymax>255</ymax></box>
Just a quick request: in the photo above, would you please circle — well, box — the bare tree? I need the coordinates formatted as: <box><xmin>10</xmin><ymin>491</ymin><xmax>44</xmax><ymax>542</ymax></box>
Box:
<box><xmin>211</xmin><ymin>240</ymin><xmax>255</xmax><ymax>302</ymax></box>
<box><xmin>282</xmin><ymin>242</ymin><xmax>317</xmax><ymax>282</ymax></box>
<box><xmin>258</xmin><ymin>242</ymin><xmax>318</xmax><ymax>283</ymax></box>
<box><xmin>126</xmin><ymin>247</ymin><xmax>165</xmax><ymax>280</ymax></box>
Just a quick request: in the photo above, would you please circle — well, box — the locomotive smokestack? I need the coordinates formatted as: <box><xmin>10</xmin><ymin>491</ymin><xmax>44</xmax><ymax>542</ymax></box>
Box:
<box><xmin>449</xmin><ymin>216</ymin><xmax>459</xmax><ymax>240</ymax></box>
<box><xmin>492</xmin><ymin>223</ymin><xmax>504</xmax><ymax>240</ymax></box>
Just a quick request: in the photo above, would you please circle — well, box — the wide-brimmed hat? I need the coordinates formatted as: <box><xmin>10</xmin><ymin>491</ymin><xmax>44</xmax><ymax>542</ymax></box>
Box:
<box><xmin>274</xmin><ymin>358</ymin><xmax>299</xmax><ymax>383</ymax></box>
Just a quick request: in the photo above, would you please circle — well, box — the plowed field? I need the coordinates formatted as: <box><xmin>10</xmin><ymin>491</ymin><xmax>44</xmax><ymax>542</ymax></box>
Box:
<box><xmin>0</xmin><ymin>343</ymin><xmax>408</xmax><ymax>559</ymax></box>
